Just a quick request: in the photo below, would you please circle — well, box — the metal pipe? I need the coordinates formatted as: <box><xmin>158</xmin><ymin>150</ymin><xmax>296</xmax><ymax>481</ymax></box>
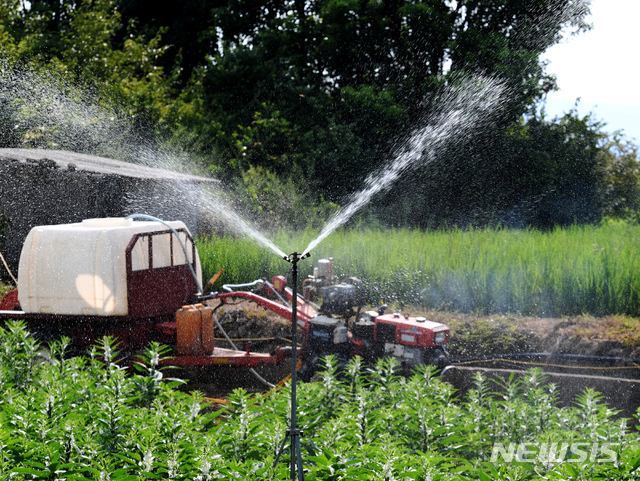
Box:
<box><xmin>289</xmin><ymin>253</ymin><xmax>300</xmax><ymax>480</ymax></box>
<box><xmin>282</xmin><ymin>251</ymin><xmax>309</xmax><ymax>481</ymax></box>
<box><xmin>0</xmin><ymin>248</ymin><xmax>18</xmax><ymax>286</ymax></box>
<box><xmin>264</xmin><ymin>279</ymin><xmax>292</xmax><ymax>307</ymax></box>
<box><xmin>222</xmin><ymin>280</ymin><xmax>263</xmax><ymax>292</ymax></box>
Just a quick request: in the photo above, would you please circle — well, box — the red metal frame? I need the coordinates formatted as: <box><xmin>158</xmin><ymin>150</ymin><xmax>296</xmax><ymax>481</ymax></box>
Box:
<box><xmin>151</xmin><ymin>291</ymin><xmax>316</xmax><ymax>368</ymax></box>
<box><xmin>375</xmin><ymin>314</ymin><xmax>450</xmax><ymax>347</ymax></box>
<box><xmin>215</xmin><ymin>291</ymin><xmax>316</xmax><ymax>331</ymax></box>
<box><xmin>125</xmin><ymin>228</ymin><xmax>198</xmax><ymax>317</ymax></box>
<box><xmin>0</xmin><ymin>289</ymin><xmax>19</xmax><ymax>311</ymax></box>
<box><xmin>160</xmin><ymin>346</ymin><xmax>300</xmax><ymax>367</ymax></box>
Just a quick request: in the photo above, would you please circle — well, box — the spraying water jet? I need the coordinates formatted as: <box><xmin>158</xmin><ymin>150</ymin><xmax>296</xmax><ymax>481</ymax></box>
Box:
<box><xmin>0</xmin><ymin>58</ymin><xmax>290</xmax><ymax>260</ymax></box>
<box><xmin>302</xmin><ymin>76</ymin><xmax>508</xmax><ymax>256</ymax></box>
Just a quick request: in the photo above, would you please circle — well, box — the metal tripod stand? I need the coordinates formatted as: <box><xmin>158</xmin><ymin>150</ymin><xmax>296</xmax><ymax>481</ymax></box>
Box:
<box><xmin>273</xmin><ymin>251</ymin><xmax>309</xmax><ymax>481</ymax></box>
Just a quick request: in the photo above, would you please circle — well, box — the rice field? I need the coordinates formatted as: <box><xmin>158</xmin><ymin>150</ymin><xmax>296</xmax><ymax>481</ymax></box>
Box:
<box><xmin>197</xmin><ymin>221</ymin><xmax>640</xmax><ymax>317</ymax></box>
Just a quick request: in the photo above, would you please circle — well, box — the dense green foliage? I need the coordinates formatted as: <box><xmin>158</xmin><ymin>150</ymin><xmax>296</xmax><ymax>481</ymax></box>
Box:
<box><xmin>1</xmin><ymin>321</ymin><xmax>640</xmax><ymax>480</ymax></box>
<box><xmin>198</xmin><ymin>221</ymin><xmax>640</xmax><ymax>317</ymax></box>
<box><xmin>375</xmin><ymin>110</ymin><xmax>623</xmax><ymax>229</ymax></box>
<box><xmin>1</xmin><ymin>0</ymin><xmax>639</xmax><ymax>229</ymax></box>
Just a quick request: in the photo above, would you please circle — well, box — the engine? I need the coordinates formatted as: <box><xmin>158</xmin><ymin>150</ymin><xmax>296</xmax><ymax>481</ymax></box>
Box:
<box><xmin>320</xmin><ymin>283</ymin><xmax>359</xmax><ymax>315</ymax></box>
<box><xmin>307</xmin><ymin>316</ymin><xmax>348</xmax><ymax>348</ymax></box>
<box><xmin>303</xmin><ymin>258</ymin><xmax>364</xmax><ymax>316</ymax></box>
<box><xmin>299</xmin><ymin>258</ymin><xmax>450</xmax><ymax>377</ymax></box>
<box><xmin>353</xmin><ymin>311</ymin><xmax>449</xmax><ymax>367</ymax></box>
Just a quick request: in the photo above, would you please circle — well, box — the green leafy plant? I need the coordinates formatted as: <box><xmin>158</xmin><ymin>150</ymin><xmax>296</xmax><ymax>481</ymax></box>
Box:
<box><xmin>2</xmin><ymin>323</ymin><xmax>640</xmax><ymax>480</ymax></box>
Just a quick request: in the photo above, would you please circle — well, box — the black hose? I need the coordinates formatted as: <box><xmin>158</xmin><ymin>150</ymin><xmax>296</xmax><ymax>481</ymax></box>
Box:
<box><xmin>441</xmin><ymin>352</ymin><xmax>640</xmax><ymax>377</ymax></box>
<box><xmin>449</xmin><ymin>352</ymin><xmax>640</xmax><ymax>364</ymax></box>
<box><xmin>450</xmin><ymin>352</ymin><xmax>549</xmax><ymax>363</ymax></box>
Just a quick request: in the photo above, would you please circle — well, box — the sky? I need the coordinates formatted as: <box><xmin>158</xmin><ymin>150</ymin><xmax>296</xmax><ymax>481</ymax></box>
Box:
<box><xmin>540</xmin><ymin>0</ymin><xmax>640</xmax><ymax>142</ymax></box>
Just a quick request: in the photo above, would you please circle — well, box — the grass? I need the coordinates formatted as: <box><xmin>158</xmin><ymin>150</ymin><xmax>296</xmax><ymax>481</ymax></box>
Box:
<box><xmin>197</xmin><ymin>221</ymin><xmax>640</xmax><ymax>318</ymax></box>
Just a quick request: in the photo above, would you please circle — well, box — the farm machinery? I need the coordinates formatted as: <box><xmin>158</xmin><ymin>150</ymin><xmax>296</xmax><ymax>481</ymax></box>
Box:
<box><xmin>0</xmin><ymin>217</ymin><xmax>450</xmax><ymax>379</ymax></box>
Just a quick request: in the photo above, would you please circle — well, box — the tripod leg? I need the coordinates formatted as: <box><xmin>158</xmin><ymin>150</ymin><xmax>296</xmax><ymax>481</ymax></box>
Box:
<box><xmin>290</xmin><ymin>435</ymin><xmax>295</xmax><ymax>480</ymax></box>
<box><xmin>273</xmin><ymin>434</ymin><xmax>289</xmax><ymax>468</ymax></box>
<box><xmin>295</xmin><ymin>436</ymin><xmax>305</xmax><ymax>481</ymax></box>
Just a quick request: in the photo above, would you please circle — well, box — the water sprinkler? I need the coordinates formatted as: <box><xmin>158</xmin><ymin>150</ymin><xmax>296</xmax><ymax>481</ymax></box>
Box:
<box><xmin>283</xmin><ymin>252</ymin><xmax>311</xmax><ymax>263</ymax></box>
<box><xmin>274</xmin><ymin>251</ymin><xmax>310</xmax><ymax>481</ymax></box>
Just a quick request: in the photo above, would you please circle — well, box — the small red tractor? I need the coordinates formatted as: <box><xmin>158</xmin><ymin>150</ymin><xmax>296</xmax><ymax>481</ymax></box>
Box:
<box><xmin>0</xmin><ymin>217</ymin><xmax>450</xmax><ymax>378</ymax></box>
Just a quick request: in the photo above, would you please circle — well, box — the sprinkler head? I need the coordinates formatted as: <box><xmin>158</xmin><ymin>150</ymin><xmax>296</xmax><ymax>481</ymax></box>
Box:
<box><xmin>283</xmin><ymin>252</ymin><xmax>311</xmax><ymax>263</ymax></box>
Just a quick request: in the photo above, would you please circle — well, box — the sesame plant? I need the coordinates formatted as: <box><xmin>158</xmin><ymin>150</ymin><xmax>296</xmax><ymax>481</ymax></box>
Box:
<box><xmin>1</xmin><ymin>321</ymin><xmax>640</xmax><ymax>480</ymax></box>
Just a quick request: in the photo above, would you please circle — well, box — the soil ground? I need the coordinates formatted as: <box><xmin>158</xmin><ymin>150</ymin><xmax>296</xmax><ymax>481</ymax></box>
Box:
<box><xmin>442</xmin><ymin>312</ymin><xmax>640</xmax><ymax>359</ymax></box>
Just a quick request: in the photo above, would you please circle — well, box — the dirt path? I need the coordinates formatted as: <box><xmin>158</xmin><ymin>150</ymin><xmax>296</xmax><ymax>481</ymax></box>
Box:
<box><xmin>439</xmin><ymin>312</ymin><xmax>640</xmax><ymax>359</ymax></box>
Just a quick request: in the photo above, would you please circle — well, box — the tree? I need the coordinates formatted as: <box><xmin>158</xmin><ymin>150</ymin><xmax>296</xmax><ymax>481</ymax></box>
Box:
<box><xmin>600</xmin><ymin>134</ymin><xmax>640</xmax><ymax>220</ymax></box>
<box><xmin>117</xmin><ymin>0</ymin><xmax>223</xmax><ymax>86</ymax></box>
<box><xmin>0</xmin><ymin>0</ymin><xmax>175</xmax><ymax>103</ymax></box>
<box><xmin>6</xmin><ymin>0</ymin><xmax>626</xmax><ymax>231</ymax></box>
<box><xmin>370</xmin><ymin>109</ymin><xmax>613</xmax><ymax>229</ymax></box>
<box><xmin>0</xmin><ymin>0</ymin><xmax>178</xmax><ymax>152</ymax></box>
<box><xmin>170</xmin><ymin>0</ymin><xmax>592</xmax><ymax>204</ymax></box>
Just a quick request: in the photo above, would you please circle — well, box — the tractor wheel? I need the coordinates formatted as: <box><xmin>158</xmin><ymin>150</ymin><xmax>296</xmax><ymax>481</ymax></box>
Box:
<box><xmin>299</xmin><ymin>354</ymin><xmax>320</xmax><ymax>382</ymax></box>
<box><xmin>428</xmin><ymin>346</ymin><xmax>450</xmax><ymax>370</ymax></box>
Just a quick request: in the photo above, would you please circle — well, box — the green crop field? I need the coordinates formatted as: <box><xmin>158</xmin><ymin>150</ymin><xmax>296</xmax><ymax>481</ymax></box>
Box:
<box><xmin>197</xmin><ymin>221</ymin><xmax>640</xmax><ymax>317</ymax></box>
<box><xmin>2</xmin><ymin>321</ymin><xmax>639</xmax><ymax>480</ymax></box>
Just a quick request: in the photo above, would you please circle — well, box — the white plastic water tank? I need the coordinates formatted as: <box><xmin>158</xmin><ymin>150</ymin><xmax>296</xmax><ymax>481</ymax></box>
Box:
<box><xmin>18</xmin><ymin>218</ymin><xmax>202</xmax><ymax>316</ymax></box>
